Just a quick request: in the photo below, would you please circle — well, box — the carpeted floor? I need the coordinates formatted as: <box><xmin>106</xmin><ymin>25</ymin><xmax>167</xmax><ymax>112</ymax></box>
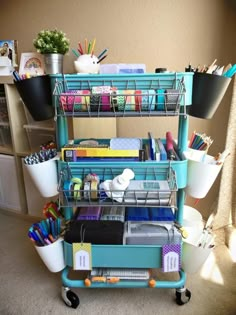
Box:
<box><xmin>0</xmin><ymin>211</ymin><xmax>235</xmax><ymax>315</ymax></box>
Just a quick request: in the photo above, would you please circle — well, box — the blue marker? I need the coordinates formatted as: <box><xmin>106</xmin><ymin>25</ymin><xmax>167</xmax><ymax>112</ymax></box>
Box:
<box><xmin>224</xmin><ymin>64</ymin><xmax>236</xmax><ymax>78</ymax></box>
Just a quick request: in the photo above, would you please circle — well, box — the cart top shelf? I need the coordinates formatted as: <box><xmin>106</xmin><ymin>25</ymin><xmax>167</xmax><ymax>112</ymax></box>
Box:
<box><xmin>51</xmin><ymin>72</ymin><xmax>193</xmax><ymax>106</ymax></box>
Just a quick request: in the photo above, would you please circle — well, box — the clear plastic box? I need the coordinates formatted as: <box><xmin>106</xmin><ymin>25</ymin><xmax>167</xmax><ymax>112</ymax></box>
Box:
<box><xmin>23</xmin><ymin>124</ymin><xmax>56</xmax><ymax>152</ymax></box>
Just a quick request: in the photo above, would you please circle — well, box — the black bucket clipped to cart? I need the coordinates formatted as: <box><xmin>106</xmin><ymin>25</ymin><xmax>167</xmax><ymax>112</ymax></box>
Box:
<box><xmin>188</xmin><ymin>72</ymin><xmax>231</xmax><ymax>119</ymax></box>
<box><xmin>15</xmin><ymin>75</ymin><xmax>54</xmax><ymax>121</ymax></box>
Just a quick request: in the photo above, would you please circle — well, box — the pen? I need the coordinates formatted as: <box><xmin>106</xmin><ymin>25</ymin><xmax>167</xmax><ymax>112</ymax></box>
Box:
<box><xmin>91</xmin><ymin>38</ymin><xmax>96</xmax><ymax>54</ymax></box>
<box><xmin>223</xmin><ymin>64</ymin><xmax>236</xmax><ymax>78</ymax></box>
<box><xmin>97</xmin><ymin>48</ymin><xmax>108</xmax><ymax>60</ymax></box>
<box><xmin>72</xmin><ymin>49</ymin><xmax>80</xmax><ymax>57</ymax></box>
<box><xmin>78</xmin><ymin>42</ymin><xmax>84</xmax><ymax>55</ymax></box>
<box><xmin>97</xmin><ymin>55</ymin><xmax>107</xmax><ymax>64</ymax></box>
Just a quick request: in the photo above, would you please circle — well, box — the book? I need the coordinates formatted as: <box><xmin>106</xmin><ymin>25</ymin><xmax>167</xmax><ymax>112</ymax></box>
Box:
<box><xmin>0</xmin><ymin>40</ymin><xmax>18</xmax><ymax>67</ymax></box>
<box><xmin>148</xmin><ymin>132</ymin><xmax>155</xmax><ymax>160</ymax></box>
<box><xmin>62</xmin><ymin>146</ymin><xmax>144</xmax><ymax>161</ymax></box>
<box><xmin>156</xmin><ymin>138</ymin><xmax>167</xmax><ymax>161</ymax></box>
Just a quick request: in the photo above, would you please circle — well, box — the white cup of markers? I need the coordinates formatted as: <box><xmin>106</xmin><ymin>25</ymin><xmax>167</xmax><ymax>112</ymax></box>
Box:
<box><xmin>28</xmin><ymin>218</ymin><xmax>66</xmax><ymax>272</ymax></box>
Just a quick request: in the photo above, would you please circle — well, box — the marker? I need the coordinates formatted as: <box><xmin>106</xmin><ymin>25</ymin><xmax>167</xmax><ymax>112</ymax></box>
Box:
<box><xmin>72</xmin><ymin>48</ymin><xmax>80</xmax><ymax>57</ymax></box>
<box><xmin>97</xmin><ymin>48</ymin><xmax>108</xmax><ymax>60</ymax></box>
<box><xmin>223</xmin><ymin>64</ymin><xmax>236</xmax><ymax>78</ymax></box>
<box><xmin>97</xmin><ymin>55</ymin><xmax>107</xmax><ymax>63</ymax></box>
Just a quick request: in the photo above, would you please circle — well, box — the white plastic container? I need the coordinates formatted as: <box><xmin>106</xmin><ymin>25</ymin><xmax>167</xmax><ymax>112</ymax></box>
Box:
<box><xmin>182</xmin><ymin>240</ymin><xmax>213</xmax><ymax>274</ymax></box>
<box><xmin>183</xmin><ymin>205</ymin><xmax>204</xmax><ymax>243</ymax></box>
<box><xmin>24</xmin><ymin>156</ymin><xmax>59</xmax><ymax>198</ymax></box>
<box><xmin>35</xmin><ymin>238</ymin><xmax>65</xmax><ymax>273</ymax></box>
<box><xmin>185</xmin><ymin>154</ymin><xmax>222</xmax><ymax>199</ymax></box>
<box><xmin>99</xmin><ymin>64</ymin><xmax>146</xmax><ymax>74</ymax></box>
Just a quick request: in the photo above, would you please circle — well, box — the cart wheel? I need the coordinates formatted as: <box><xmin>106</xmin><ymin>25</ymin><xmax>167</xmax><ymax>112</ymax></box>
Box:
<box><xmin>61</xmin><ymin>287</ymin><xmax>80</xmax><ymax>309</ymax></box>
<box><xmin>175</xmin><ymin>287</ymin><xmax>191</xmax><ymax>305</ymax></box>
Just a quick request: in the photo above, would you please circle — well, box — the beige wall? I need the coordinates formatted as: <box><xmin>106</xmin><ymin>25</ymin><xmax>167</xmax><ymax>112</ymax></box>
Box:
<box><xmin>1</xmin><ymin>0</ymin><xmax>235</xmax><ymax>219</ymax></box>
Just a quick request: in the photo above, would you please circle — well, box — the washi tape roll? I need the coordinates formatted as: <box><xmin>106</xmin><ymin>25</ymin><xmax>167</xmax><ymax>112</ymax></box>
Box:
<box><xmin>165</xmin><ymin>89</ymin><xmax>180</xmax><ymax>111</ymax></box>
<box><xmin>60</xmin><ymin>90</ymin><xmax>90</xmax><ymax>112</ymax></box>
<box><xmin>117</xmin><ymin>90</ymin><xmax>136</xmax><ymax>111</ymax></box>
<box><xmin>73</xmin><ymin>183</ymin><xmax>82</xmax><ymax>201</ymax></box>
<box><xmin>73</xmin><ymin>90</ymin><xmax>90</xmax><ymax>112</ymax></box>
<box><xmin>63</xmin><ymin>180</ymin><xmax>73</xmax><ymax>199</ymax></box>
<box><xmin>90</xmin><ymin>95</ymin><xmax>100</xmax><ymax>112</ymax></box>
<box><xmin>83</xmin><ymin>181</ymin><xmax>91</xmax><ymax>200</ymax></box>
<box><xmin>90</xmin><ymin>179</ymin><xmax>98</xmax><ymax>200</ymax></box>
<box><xmin>135</xmin><ymin>90</ymin><xmax>142</xmax><ymax>111</ymax></box>
<box><xmin>141</xmin><ymin>90</ymin><xmax>155</xmax><ymax>111</ymax></box>
<box><xmin>156</xmin><ymin>89</ymin><xmax>165</xmax><ymax>110</ymax></box>
<box><xmin>101</xmin><ymin>94</ymin><xmax>111</xmax><ymax>111</ymax></box>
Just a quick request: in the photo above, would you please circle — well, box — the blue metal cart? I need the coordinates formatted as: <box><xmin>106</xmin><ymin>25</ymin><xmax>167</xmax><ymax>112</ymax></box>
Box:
<box><xmin>51</xmin><ymin>73</ymin><xmax>193</xmax><ymax>308</ymax></box>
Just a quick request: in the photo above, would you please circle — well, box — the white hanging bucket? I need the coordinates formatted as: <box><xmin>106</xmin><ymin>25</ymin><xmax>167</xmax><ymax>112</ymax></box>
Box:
<box><xmin>185</xmin><ymin>154</ymin><xmax>222</xmax><ymax>199</ymax></box>
<box><xmin>35</xmin><ymin>238</ymin><xmax>65</xmax><ymax>273</ymax></box>
<box><xmin>24</xmin><ymin>156</ymin><xmax>59</xmax><ymax>198</ymax></box>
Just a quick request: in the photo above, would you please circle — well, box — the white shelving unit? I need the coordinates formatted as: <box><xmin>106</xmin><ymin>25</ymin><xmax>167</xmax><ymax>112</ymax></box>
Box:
<box><xmin>0</xmin><ymin>76</ymin><xmax>56</xmax><ymax>217</ymax></box>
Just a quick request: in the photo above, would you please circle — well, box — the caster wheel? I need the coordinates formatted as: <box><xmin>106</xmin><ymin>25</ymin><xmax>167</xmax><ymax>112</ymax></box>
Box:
<box><xmin>175</xmin><ymin>288</ymin><xmax>191</xmax><ymax>305</ymax></box>
<box><xmin>61</xmin><ymin>287</ymin><xmax>80</xmax><ymax>309</ymax></box>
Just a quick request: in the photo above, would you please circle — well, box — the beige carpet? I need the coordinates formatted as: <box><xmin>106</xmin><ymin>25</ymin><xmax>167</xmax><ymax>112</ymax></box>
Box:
<box><xmin>0</xmin><ymin>211</ymin><xmax>235</xmax><ymax>315</ymax></box>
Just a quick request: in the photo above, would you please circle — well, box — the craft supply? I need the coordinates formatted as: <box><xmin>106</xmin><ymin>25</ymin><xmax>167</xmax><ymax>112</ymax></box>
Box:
<box><xmin>188</xmin><ymin>131</ymin><xmax>213</xmax><ymax>151</ymax></box>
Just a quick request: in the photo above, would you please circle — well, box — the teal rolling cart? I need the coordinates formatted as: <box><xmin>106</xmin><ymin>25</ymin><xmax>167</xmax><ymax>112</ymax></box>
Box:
<box><xmin>51</xmin><ymin>73</ymin><xmax>193</xmax><ymax>308</ymax></box>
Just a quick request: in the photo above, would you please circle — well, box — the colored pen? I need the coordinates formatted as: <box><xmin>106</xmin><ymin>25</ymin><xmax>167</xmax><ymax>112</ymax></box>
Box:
<box><xmin>72</xmin><ymin>49</ymin><xmax>80</xmax><ymax>57</ymax></box>
<box><xmin>97</xmin><ymin>55</ymin><xmax>107</xmax><ymax>63</ymax></box>
<box><xmin>85</xmin><ymin>38</ymin><xmax>88</xmax><ymax>54</ymax></box>
<box><xmin>97</xmin><ymin>48</ymin><xmax>108</xmax><ymax>60</ymax></box>
<box><xmin>91</xmin><ymin>38</ymin><xmax>96</xmax><ymax>54</ymax></box>
<box><xmin>78</xmin><ymin>42</ymin><xmax>84</xmax><ymax>55</ymax></box>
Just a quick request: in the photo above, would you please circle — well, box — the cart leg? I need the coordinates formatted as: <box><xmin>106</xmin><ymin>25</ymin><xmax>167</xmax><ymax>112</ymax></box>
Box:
<box><xmin>175</xmin><ymin>287</ymin><xmax>191</xmax><ymax>305</ymax></box>
<box><xmin>61</xmin><ymin>286</ymin><xmax>80</xmax><ymax>309</ymax></box>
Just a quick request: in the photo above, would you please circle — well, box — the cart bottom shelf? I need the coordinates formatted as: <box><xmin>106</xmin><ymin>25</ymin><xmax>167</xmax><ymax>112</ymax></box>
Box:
<box><xmin>61</xmin><ymin>266</ymin><xmax>187</xmax><ymax>289</ymax></box>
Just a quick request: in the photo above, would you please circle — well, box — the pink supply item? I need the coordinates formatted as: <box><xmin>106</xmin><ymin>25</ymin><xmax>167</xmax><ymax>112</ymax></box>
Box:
<box><xmin>60</xmin><ymin>90</ymin><xmax>90</xmax><ymax>112</ymax></box>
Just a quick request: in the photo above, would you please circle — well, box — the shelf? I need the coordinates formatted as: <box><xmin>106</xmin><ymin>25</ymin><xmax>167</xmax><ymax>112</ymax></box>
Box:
<box><xmin>51</xmin><ymin>73</ymin><xmax>193</xmax><ymax>118</ymax></box>
<box><xmin>58</xmin><ymin>163</ymin><xmax>178</xmax><ymax>208</ymax></box>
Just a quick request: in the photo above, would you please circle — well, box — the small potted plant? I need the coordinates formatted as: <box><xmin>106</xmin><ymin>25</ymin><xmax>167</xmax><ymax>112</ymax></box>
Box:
<box><xmin>33</xmin><ymin>29</ymin><xmax>70</xmax><ymax>74</ymax></box>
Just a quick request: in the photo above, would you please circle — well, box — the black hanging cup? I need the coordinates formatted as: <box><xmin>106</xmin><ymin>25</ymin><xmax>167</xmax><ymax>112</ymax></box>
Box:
<box><xmin>15</xmin><ymin>75</ymin><xmax>54</xmax><ymax>121</ymax></box>
<box><xmin>188</xmin><ymin>72</ymin><xmax>231</xmax><ymax>119</ymax></box>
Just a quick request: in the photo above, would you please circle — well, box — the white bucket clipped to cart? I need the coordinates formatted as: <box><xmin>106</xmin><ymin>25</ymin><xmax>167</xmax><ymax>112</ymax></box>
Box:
<box><xmin>182</xmin><ymin>212</ymin><xmax>216</xmax><ymax>273</ymax></box>
<box><xmin>184</xmin><ymin>149</ymin><xmax>230</xmax><ymax>199</ymax></box>
<box><xmin>35</xmin><ymin>238</ymin><xmax>65</xmax><ymax>273</ymax></box>
<box><xmin>23</xmin><ymin>148</ymin><xmax>59</xmax><ymax>198</ymax></box>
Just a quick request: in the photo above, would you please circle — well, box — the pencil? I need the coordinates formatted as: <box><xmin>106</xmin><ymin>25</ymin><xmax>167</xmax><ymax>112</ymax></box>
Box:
<box><xmin>97</xmin><ymin>55</ymin><xmax>107</xmax><ymax>63</ymax></box>
<box><xmin>91</xmin><ymin>38</ymin><xmax>96</xmax><ymax>54</ymax></box>
<box><xmin>88</xmin><ymin>41</ymin><xmax>91</xmax><ymax>54</ymax></box>
<box><xmin>85</xmin><ymin>38</ymin><xmax>88</xmax><ymax>54</ymax></box>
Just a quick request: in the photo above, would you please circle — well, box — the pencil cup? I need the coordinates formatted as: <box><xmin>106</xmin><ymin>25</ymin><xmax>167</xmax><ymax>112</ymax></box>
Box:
<box><xmin>35</xmin><ymin>238</ymin><xmax>66</xmax><ymax>273</ymax></box>
<box><xmin>74</xmin><ymin>54</ymin><xmax>100</xmax><ymax>74</ymax></box>
<box><xmin>24</xmin><ymin>156</ymin><xmax>59</xmax><ymax>198</ymax></box>
<box><xmin>182</xmin><ymin>240</ymin><xmax>213</xmax><ymax>274</ymax></box>
<box><xmin>185</xmin><ymin>154</ymin><xmax>222</xmax><ymax>199</ymax></box>
<box><xmin>185</xmin><ymin>148</ymin><xmax>206</xmax><ymax>161</ymax></box>
<box><xmin>14</xmin><ymin>75</ymin><xmax>54</xmax><ymax>121</ymax></box>
<box><xmin>188</xmin><ymin>72</ymin><xmax>231</xmax><ymax>119</ymax></box>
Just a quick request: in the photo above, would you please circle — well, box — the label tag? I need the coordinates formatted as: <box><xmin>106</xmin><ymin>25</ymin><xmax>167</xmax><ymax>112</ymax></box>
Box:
<box><xmin>162</xmin><ymin>244</ymin><xmax>181</xmax><ymax>272</ymax></box>
<box><xmin>72</xmin><ymin>243</ymin><xmax>92</xmax><ymax>270</ymax></box>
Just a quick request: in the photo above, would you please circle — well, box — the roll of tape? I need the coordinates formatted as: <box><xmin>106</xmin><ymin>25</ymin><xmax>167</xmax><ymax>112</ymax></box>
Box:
<box><xmin>90</xmin><ymin>179</ymin><xmax>98</xmax><ymax>200</ymax></box>
<box><xmin>84</xmin><ymin>181</ymin><xmax>91</xmax><ymax>200</ymax></box>
<box><xmin>71</xmin><ymin>177</ymin><xmax>82</xmax><ymax>185</ymax></box>
<box><xmin>165</xmin><ymin>89</ymin><xmax>180</xmax><ymax>111</ymax></box>
<box><xmin>63</xmin><ymin>181</ymin><xmax>72</xmax><ymax>199</ymax></box>
<box><xmin>73</xmin><ymin>183</ymin><xmax>82</xmax><ymax>201</ymax></box>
